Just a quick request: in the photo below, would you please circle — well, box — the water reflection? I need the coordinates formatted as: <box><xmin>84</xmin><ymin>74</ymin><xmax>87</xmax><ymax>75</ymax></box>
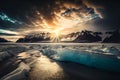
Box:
<box><xmin>29</xmin><ymin>55</ymin><xmax>65</xmax><ymax>80</ymax></box>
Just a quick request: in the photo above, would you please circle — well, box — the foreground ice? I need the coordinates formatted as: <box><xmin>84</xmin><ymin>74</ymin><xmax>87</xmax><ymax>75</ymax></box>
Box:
<box><xmin>0</xmin><ymin>45</ymin><xmax>28</xmax><ymax>61</ymax></box>
<box><xmin>0</xmin><ymin>49</ymin><xmax>41</xmax><ymax>80</ymax></box>
<box><xmin>40</xmin><ymin>44</ymin><xmax>120</xmax><ymax>72</ymax></box>
<box><xmin>0</xmin><ymin>62</ymin><xmax>30</xmax><ymax>80</ymax></box>
<box><xmin>0</xmin><ymin>43</ymin><xmax>120</xmax><ymax>80</ymax></box>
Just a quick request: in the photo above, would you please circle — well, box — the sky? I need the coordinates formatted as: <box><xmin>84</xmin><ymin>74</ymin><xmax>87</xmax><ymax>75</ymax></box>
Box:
<box><xmin>0</xmin><ymin>0</ymin><xmax>120</xmax><ymax>41</ymax></box>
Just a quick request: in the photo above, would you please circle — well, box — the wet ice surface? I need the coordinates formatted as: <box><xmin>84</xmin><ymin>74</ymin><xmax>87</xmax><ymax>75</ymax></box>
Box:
<box><xmin>0</xmin><ymin>43</ymin><xmax>120</xmax><ymax>80</ymax></box>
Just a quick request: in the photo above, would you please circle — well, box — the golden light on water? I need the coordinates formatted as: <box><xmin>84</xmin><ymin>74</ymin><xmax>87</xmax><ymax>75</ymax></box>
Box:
<box><xmin>31</xmin><ymin>55</ymin><xmax>63</xmax><ymax>79</ymax></box>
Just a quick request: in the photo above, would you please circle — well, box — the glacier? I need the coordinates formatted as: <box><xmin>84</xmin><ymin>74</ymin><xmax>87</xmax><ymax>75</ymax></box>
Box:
<box><xmin>40</xmin><ymin>44</ymin><xmax>120</xmax><ymax>72</ymax></box>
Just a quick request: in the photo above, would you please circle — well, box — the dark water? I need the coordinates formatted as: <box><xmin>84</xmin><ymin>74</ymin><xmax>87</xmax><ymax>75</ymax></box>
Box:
<box><xmin>1</xmin><ymin>55</ymin><xmax>119</xmax><ymax>80</ymax></box>
<box><xmin>28</xmin><ymin>55</ymin><xmax>120</xmax><ymax>80</ymax></box>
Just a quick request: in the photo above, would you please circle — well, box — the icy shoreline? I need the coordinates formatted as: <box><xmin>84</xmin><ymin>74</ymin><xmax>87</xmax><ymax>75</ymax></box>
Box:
<box><xmin>0</xmin><ymin>43</ymin><xmax>120</xmax><ymax>80</ymax></box>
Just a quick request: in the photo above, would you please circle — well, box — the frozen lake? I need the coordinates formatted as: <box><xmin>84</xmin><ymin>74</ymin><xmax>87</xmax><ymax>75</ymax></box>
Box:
<box><xmin>0</xmin><ymin>43</ymin><xmax>120</xmax><ymax>80</ymax></box>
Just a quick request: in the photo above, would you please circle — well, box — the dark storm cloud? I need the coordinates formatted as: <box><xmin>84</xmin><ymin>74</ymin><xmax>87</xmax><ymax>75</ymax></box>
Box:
<box><xmin>0</xmin><ymin>0</ymin><xmax>120</xmax><ymax>32</ymax></box>
<box><xmin>61</xmin><ymin>7</ymin><xmax>98</xmax><ymax>18</ymax></box>
<box><xmin>85</xmin><ymin>0</ymin><xmax>120</xmax><ymax>30</ymax></box>
<box><xmin>0</xmin><ymin>0</ymin><xmax>83</xmax><ymax>31</ymax></box>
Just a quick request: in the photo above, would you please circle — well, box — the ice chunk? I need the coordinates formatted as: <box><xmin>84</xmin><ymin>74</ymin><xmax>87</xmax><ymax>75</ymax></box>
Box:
<box><xmin>0</xmin><ymin>51</ymin><xmax>11</xmax><ymax>61</ymax></box>
<box><xmin>53</xmin><ymin>48</ymin><xmax>120</xmax><ymax>72</ymax></box>
<box><xmin>102</xmin><ymin>47</ymin><xmax>120</xmax><ymax>55</ymax></box>
<box><xmin>0</xmin><ymin>45</ymin><xmax>28</xmax><ymax>62</ymax></box>
<box><xmin>41</xmin><ymin>46</ymin><xmax>120</xmax><ymax>72</ymax></box>
<box><xmin>0</xmin><ymin>62</ymin><xmax>30</xmax><ymax>80</ymax></box>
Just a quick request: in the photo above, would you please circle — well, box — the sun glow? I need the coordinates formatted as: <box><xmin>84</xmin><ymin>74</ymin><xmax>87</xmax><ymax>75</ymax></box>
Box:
<box><xmin>54</xmin><ymin>30</ymin><xmax>60</xmax><ymax>37</ymax></box>
<box><xmin>51</xmin><ymin>29</ymin><xmax>61</xmax><ymax>42</ymax></box>
<box><xmin>12</xmin><ymin>3</ymin><xmax>102</xmax><ymax>43</ymax></box>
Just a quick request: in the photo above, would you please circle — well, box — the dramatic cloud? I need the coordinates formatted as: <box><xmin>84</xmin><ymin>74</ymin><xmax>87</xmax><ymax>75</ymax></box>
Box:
<box><xmin>0</xmin><ymin>0</ymin><xmax>120</xmax><ymax>41</ymax></box>
<box><xmin>18</xmin><ymin>0</ymin><xmax>103</xmax><ymax>34</ymax></box>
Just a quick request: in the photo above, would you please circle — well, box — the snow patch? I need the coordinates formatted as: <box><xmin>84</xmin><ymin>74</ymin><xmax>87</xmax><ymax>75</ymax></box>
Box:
<box><xmin>0</xmin><ymin>62</ymin><xmax>30</xmax><ymax>80</ymax></box>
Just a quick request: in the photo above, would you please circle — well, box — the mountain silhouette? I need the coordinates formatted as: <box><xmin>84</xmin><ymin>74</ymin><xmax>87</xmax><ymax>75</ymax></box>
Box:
<box><xmin>0</xmin><ymin>37</ymin><xmax>9</xmax><ymax>42</ymax></box>
<box><xmin>16</xmin><ymin>30</ymin><xmax>120</xmax><ymax>43</ymax></box>
<box><xmin>103</xmin><ymin>30</ymin><xmax>120</xmax><ymax>43</ymax></box>
<box><xmin>16</xmin><ymin>32</ymin><xmax>50</xmax><ymax>43</ymax></box>
<box><xmin>74</xmin><ymin>30</ymin><xmax>102</xmax><ymax>42</ymax></box>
